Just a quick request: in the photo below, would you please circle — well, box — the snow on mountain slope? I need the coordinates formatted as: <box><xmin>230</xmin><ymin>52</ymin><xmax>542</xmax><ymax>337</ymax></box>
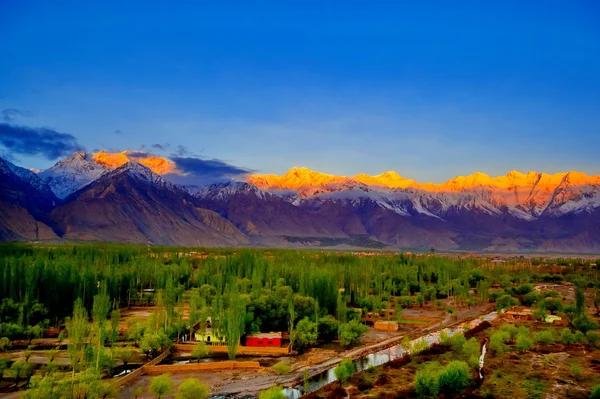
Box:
<box><xmin>38</xmin><ymin>152</ymin><xmax>108</xmax><ymax>198</ymax></box>
<box><xmin>5</xmin><ymin>160</ymin><xmax>51</xmax><ymax>194</ymax></box>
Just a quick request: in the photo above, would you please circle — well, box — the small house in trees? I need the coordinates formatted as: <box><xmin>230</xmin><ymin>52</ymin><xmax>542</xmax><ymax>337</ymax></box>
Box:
<box><xmin>503</xmin><ymin>307</ymin><xmax>533</xmax><ymax>321</ymax></box>
<box><xmin>194</xmin><ymin>328</ymin><xmax>226</xmax><ymax>345</ymax></box>
<box><xmin>245</xmin><ymin>332</ymin><xmax>283</xmax><ymax>347</ymax></box>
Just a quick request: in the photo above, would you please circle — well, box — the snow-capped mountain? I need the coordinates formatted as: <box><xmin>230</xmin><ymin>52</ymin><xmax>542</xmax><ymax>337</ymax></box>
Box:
<box><xmin>38</xmin><ymin>152</ymin><xmax>108</xmax><ymax>199</ymax></box>
<box><xmin>2</xmin><ymin>154</ymin><xmax>600</xmax><ymax>252</ymax></box>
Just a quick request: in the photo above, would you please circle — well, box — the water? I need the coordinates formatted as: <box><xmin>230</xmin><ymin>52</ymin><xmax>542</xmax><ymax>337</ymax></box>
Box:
<box><xmin>284</xmin><ymin>311</ymin><xmax>498</xmax><ymax>398</ymax></box>
<box><xmin>478</xmin><ymin>342</ymin><xmax>487</xmax><ymax>379</ymax></box>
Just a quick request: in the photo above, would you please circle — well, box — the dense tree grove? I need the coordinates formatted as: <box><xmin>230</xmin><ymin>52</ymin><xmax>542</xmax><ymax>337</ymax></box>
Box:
<box><xmin>1</xmin><ymin>243</ymin><xmax>599</xmax><ymax>396</ymax></box>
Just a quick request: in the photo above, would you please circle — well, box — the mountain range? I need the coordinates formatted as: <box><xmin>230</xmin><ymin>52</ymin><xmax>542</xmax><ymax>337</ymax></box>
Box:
<box><xmin>1</xmin><ymin>152</ymin><xmax>599</xmax><ymax>253</ymax></box>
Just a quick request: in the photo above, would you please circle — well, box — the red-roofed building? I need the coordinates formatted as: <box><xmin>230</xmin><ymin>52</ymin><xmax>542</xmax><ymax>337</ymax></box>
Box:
<box><xmin>246</xmin><ymin>332</ymin><xmax>283</xmax><ymax>347</ymax></box>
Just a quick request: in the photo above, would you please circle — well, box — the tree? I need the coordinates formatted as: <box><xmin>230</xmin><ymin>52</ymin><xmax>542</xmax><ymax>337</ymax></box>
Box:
<box><xmin>590</xmin><ymin>384</ymin><xmax>600</xmax><ymax>399</ymax></box>
<box><xmin>133</xmin><ymin>386</ymin><xmax>144</xmax><ymax>398</ymax></box>
<box><xmin>288</xmin><ymin>291</ymin><xmax>296</xmax><ymax>352</ymax></box>
<box><xmin>0</xmin><ymin>357</ymin><xmax>8</xmax><ymax>382</ymax></box>
<box><xmin>451</xmin><ymin>332</ymin><xmax>466</xmax><ymax>352</ymax></box>
<box><xmin>0</xmin><ymin>337</ymin><xmax>11</xmax><ymax>351</ymax></box>
<box><xmin>258</xmin><ymin>386</ymin><xmax>286</xmax><ymax>399</ymax></box>
<box><xmin>66</xmin><ymin>298</ymin><xmax>90</xmax><ymax>383</ymax></box>
<box><xmin>292</xmin><ymin>317</ymin><xmax>317</xmax><ymax>351</ymax></box>
<box><xmin>496</xmin><ymin>295</ymin><xmax>519</xmax><ymax>311</ymax></box>
<box><xmin>560</xmin><ymin>328</ymin><xmax>576</xmax><ymax>344</ymax></box>
<box><xmin>226</xmin><ymin>289</ymin><xmax>246</xmax><ymax>360</ymax></box>
<box><xmin>110</xmin><ymin>308</ymin><xmax>121</xmax><ymax>345</ymax></box>
<box><xmin>11</xmin><ymin>360</ymin><xmax>32</xmax><ymax>387</ymax></box>
<box><xmin>317</xmin><ymin>315</ymin><xmax>338</xmax><ymax>343</ymax></box>
<box><xmin>338</xmin><ymin>320</ymin><xmax>368</xmax><ymax>348</ymax></box>
<box><xmin>176</xmin><ymin>378</ymin><xmax>210</xmax><ymax>399</ymax></box>
<box><xmin>191</xmin><ymin>342</ymin><xmax>209</xmax><ymax>363</ymax></box>
<box><xmin>438</xmin><ymin>361</ymin><xmax>470</xmax><ymax>394</ymax></box>
<box><xmin>516</xmin><ymin>333</ymin><xmax>534</xmax><ymax>352</ymax></box>
<box><xmin>334</xmin><ymin>359</ymin><xmax>355</xmax><ymax>384</ymax></box>
<box><xmin>92</xmin><ymin>284</ymin><xmax>111</xmax><ymax>370</ymax></box>
<box><xmin>116</xmin><ymin>346</ymin><xmax>135</xmax><ymax>368</ymax></box>
<box><xmin>150</xmin><ymin>374</ymin><xmax>173</xmax><ymax>399</ymax></box>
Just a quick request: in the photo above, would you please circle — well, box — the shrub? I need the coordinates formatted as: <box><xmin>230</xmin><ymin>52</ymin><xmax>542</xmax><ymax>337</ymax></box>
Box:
<box><xmin>574</xmin><ymin>331</ymin><xmax>588</xmax><ymax>344</ymax></box>
<box><xmin>516</xmin><ymin>284</ymin><xmax>534</xmax><ymax>295</ymax></box>
<box><xmin>334</xmin><ymin>359</ymin><xmax>355</xmax><ymax>384</ymax></box>
<box><xmin>499</xmin><ymin>324</ymin><xmax>519</xmax><ymax>340</ymax></box>
<box><xmin>541</xmin><ymin>297</ymin><xmax>563</xmax><ymax>313</ymax></box>
<box><xmin>523</xmin><ymin>292</ymin><xmax>541</xmax><ymax>306</ymax></box>
<box><xmin>338</xmin><ymin>320</ymin><xmax>368</xmax><ymax>348</ymax></box>
<box><xmin>439</xmin><ymin>330</ymin><xmax>451</xmax><ymax>346</ymax></box>
<box><xmin>516</xmin><ymin>333</ymin><xmax>534</xmax><ymax>352</ymax></box>
<box><xmin>462</xmin><ymin>337</ymin><xmax>481</xmax><ymax>360</ymax></box>
<box><xmin>533</xmin><ymin>330</ymin><xmax>555</xmax><ymax>345</ymax></box>
<box><xmin>438</xmin><ymin>361</ymin><xmax>470</xmax><ymax>394</ymax></box>
<box><xmin>0</xmin><ymin>337</ymin><xmax>11</xmax><ymax>351</ymax></box>
<box><xmin>560</xmin><ymin>328</ymin><xmax>576</xmax><ymax>344</ymax></box>
<box><xmin>176</xmin><ymin>378</ymin><xmax>210</xmax><ymax>399</ymax></box>
<box><xmin>415</xmin><ymin>362</ymin><xmax>441</xmax><ymax>398</ymax></box>
<box><xmin>451</xmin><ymin>332</ymin><xmax>466</xmax><ymax>352</ymax></box>
<box><xmin>490</xmin><ymin>331</ymin><xmax>510</xmax><ymax>354</ymax></box>
<box><xmin>412</xmin><ymin>339</ymin><xmax>429</xmax><ymax>354</ymax></box>
<box><xmin>292</xmin><ymin>317</ymin><xmax>318</xmax><ymax>350</ymax></box>
<box><xmin>572</xmin><ymin>315</ymin><xmax>598</xmax><ymax>334</ymax></box>
<box><xmin>258</xmin><ymin>386</ymin><xmax>286</xmax><ymax>399</ymax></box>
<box><xmin>496</xmin><ymin>295</ymin><xmax>519</xmax><ymax>311</ymax></box>
<box><xmin>590</xmin><ymin>384</ymin><xmax>600</xmax><ymax>399</ymax></box>
<box><xmin>191</xmin><ymin>342</ymin><xmax>209</xmax><ymax>363</ymax></box>
<box><xmin>150</xmin><ymin>374</ymin><xmax>173</xmax><ymax>399</ymax></box>
<box><xmin>317</xmin><ymin>315</ymin><xmax>339</xmax><ymax>343</ymax></box>
<box><xmin>586</xmin><ymin>331</ymin><xmax>600</xmax><ymax>348</ymax></box>
<box><xmin>273</xmin><ymin>361</ymin><xmax>291</xmax><ymax>375</ymax></box>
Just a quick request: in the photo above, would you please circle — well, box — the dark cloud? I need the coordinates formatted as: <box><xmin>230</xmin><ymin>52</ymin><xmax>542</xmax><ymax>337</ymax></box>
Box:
<box><xmin>113</xmin><ymin>129</ymin><xmax>123</xmax><ymax>135</ymax></box>
<box><xmin>0</xmin><ymin>123</ymin><xmax>84</xmax><ymax>160</ymax></box>
<box><xmin>2</xmin><ymin>108</ymin><xmax>33</xmax><ymax>122</ymax></box>
<box><xmin>173</xmin><ymin>145</ymin><xmax>190</xmax><ymax>156</ymax></box>
<box><xmin>166</xmin><ymin>156</ymin><xmax>254</xmax><ymax>185</ymax></box>
<box><xmin>151</xmin><ymin>143</ymin><xmax>166</xmax><ymax>151</ymax></box>
<box><xmin>127</xmin><ymin>151</ymin><xmax>151</xmax><ymax>159</ymax></box>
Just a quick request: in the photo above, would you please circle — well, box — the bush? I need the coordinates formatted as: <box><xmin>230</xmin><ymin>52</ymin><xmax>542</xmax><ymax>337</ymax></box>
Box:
<box><xmin>586</xmin><ymin>331</ymin><xmax>600</xmax><ymax>348</ymax></box>
<box><xmin>292</xmin><ymin>317</ymin><xmax>318</xmax><ymax>350</ymax></box>
<box><xmin>462</xmin><ymin>337</ymin><xmax>481</xmax><ymax>360</ymax></box>
<box><xmin>560</xmin><ymin>328</ymin><xmax>576</xmax><ymax>344</ymax></box>
<box><xmin>191</xmin><ymin>342</ymin><xmax>209</xmax><ymax>362</ymax></box>
<box><xmin>415</xmin><ymin>362</ymin><xmax>441</xmax><ymax>398</ymax></box>
<box><xmin>317</xmin><ymin>315</ymin><xmax>339</xmax><ymax>343</ymax></box>
<box><xmin>534</xmin><ymin>330</ymin><xmax>555</xmax><ymax>345</ymax></box>
<box><xmin>516</xmin><ymin>284</ymin><xmax>534</xmax><ymax>295</ymax></box>
<box><xmin>258</xmin><ymin>386</ymin><xmax>286</xmax><ymax>399</ymax></box>
<box><xmin>490</xmin><ymin>331</ymin><xmax>510</xmax><ymax>354</ymax></box>
<box><xmin>590</xmin><ymin>384</ymin><xmax>600</xmax><ymax>399</ymax></box>
<box><xmin>150</xmin><ymin>374</ymin><xmax>173</xmax><ymax>399</ymax></box>
<box><xmin>499</xmin><ymin>323</ymin><xmax>519</xmax><ymax>340</ymax></box>
<box><xmin>438</xmin><ymin>361</ymin><xmax>470</xmax><ymax>394</ymax></box>
<box><xmin>496</xmin><ymin>295</ymin><xmax>519</xmax><ymax>311</ymax></box>
<box><xmin>572</xmin><ymin>315</ymin><xmax>598</xmax><ymax>334</ymax></box>
<box><xmin>0</xmin><ymin>337</ymin><xmax>11</xmax><ymax>351</ymax></box>
<box><xmin>451</xmin><ymin>332</ymin><xmax>466</xmax><ymax>352</ymax></box>
<box><xmin>273</xmin><ymin>361</ymin><xmax>291</xmax><ymax>375</ymax></box>
<box><xmin>334</xmin><ymin>359</ymin><xmax>355</xmax><ymax>384</ymax></box>
<box><xmin>516</xmin><ymin>333</ymin><xmax>534</xmax><ymax>352</ymax></box>
<box><xmin>574</xmin><ymin>331</ymin><xmax>588</xmax><ymax>344</ymax></box>
<box><xmin>338</xmin><ymin>320</ymin><xmax>368</xmax><ymax>348</ymax></box>
<box><xmin>541</xmin><ymin>297</ymin><xmax>563</xmax><ymax>313</ymax></box>
<box><xmin>176</xmin><ymin>378</ymin><xmax>210</xmax><ymax>399</ymax></box>
<box><xmin>439</xmin><ymin>330</ymin><xmax>451</xmax><ymax>346</ymax></box>
<box><xmin>523</xmin><ymin>292</ymin><xmax>541</xmax><ymax>306</ymax></box>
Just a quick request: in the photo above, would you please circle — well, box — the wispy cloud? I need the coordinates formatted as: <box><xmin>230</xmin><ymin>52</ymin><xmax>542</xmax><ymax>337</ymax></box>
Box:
<box><xmin>2</xmin><ymin>108</ymin><xmax>34</xmax><ymax>122</ymax></box>
<box><xmin>0</xmin><ymin>123</ymin><xmax>84</xmax><ymax>160</ymax></box>
<box><xmin>113</xmin><ymin>129</ymin><xmax>123</xmax><ymax>135</ymax></box>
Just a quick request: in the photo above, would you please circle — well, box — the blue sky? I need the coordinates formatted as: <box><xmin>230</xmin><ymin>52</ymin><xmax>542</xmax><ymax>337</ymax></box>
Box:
<box><xmin>1</xmin><ymin>1</ymin><xmax>599</xmax><ymax>182</ymax></box>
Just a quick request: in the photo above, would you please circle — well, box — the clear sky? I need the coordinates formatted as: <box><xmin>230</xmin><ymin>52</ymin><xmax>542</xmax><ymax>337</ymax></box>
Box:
<box><xmin>1</xmin><ymin>1</ymin><xmax>599</xmax><ymax>182</ymax></box>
